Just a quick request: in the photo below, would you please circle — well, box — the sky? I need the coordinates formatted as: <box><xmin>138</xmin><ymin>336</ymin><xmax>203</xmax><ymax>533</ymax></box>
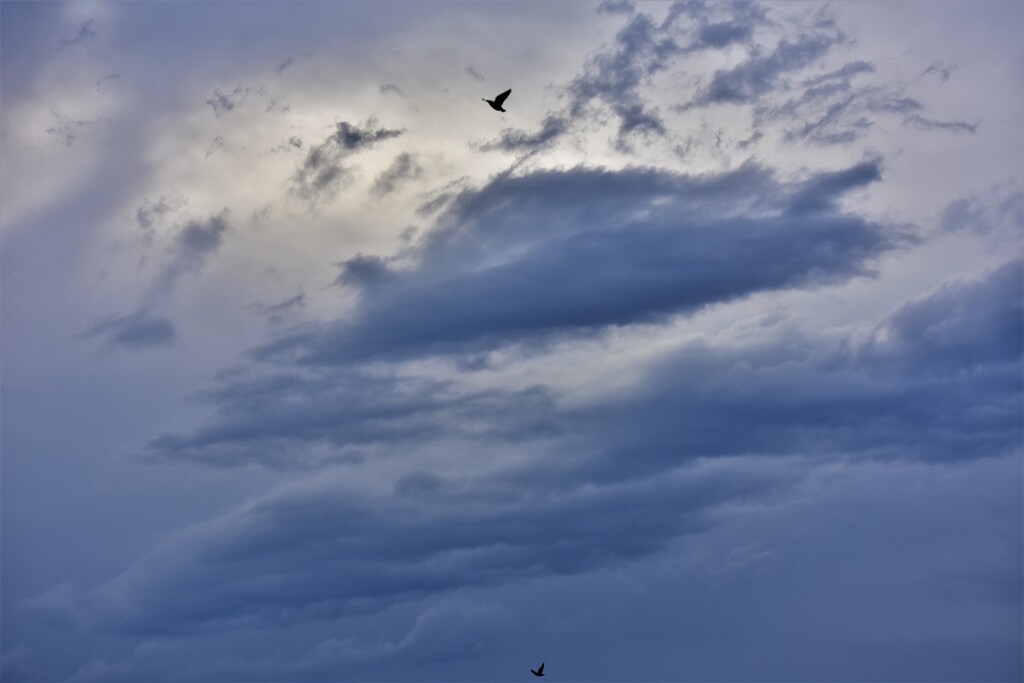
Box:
<box><xmin>1</xmin><ymin>1</ymin><xmax>1022</xmax><ymax>681</ymax></box>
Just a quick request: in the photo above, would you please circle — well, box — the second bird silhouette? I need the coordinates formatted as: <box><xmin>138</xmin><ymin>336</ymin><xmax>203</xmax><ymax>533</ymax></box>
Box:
<box><xmin>483</xmin><ymin>88</ymin><xmax>511</xmax><ymax>112</ymax></box>
<box><xmin>531</xmin><ymin>662</ymin><xmax>545</xmax><ymax>677</ymax></box>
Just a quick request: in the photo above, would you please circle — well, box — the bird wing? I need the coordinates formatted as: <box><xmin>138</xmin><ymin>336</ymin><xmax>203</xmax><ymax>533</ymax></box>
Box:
<box><xmin>494</xmin><ymin>89</ymin><xmax>511</xmax><ymax>106</ymax></box>
<box><xmin>537</xmin><ymin>663</ymin><xmax>545</xmax><ymax>674</ymax></box>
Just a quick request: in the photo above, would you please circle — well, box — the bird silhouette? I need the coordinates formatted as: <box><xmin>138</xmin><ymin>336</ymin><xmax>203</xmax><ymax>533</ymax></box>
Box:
<box><xmin>530</xmin><ymin>662</ymin><xmax>545</xmax><ymax>677</ymax></box>
<box><xmin>483</xmin><ymin>88</ymin><xmax>511</xmax><ymax>112</ymax></box>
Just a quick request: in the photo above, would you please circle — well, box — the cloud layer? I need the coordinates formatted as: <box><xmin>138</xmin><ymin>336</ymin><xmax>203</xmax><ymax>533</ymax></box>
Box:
<box><xmin>2</xmin><ymin>1</ymin><xmax>1020</xmax><ymax>680</ymax></box>
<box><xmin>266</xmin><ymin>160</ymin><xmax>902</xmax><ymax>365</ymax></box>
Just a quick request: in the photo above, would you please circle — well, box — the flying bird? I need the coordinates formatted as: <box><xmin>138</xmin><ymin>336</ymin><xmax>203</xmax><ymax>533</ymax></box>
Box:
<box><xmin>483</xmin><ymin>88</ymin><xmax>511</xmax><ymax>112</ymax></box>
<box><xmin>530</xmin><ymin>662</ymin><xmax>545</xmax><ymax>677</ymax></box>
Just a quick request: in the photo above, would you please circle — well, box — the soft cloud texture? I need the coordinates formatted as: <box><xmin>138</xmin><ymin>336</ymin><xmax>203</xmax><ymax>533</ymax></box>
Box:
<box><xmin>292</xmin><ymin>119</ymin><xmax>404</xmax><ymax>202</ymax></box>
<box><xmin>77</xmin><ymin>308</ymin><xmax>178</xmax><ymax>352</ymax></box>
<box><xmin>2</xmin><ymin>1</ymin><xmax>1020</xmax><ymax>681</ymax></box>
<box><xmin>264</xmin><ymin>160</ymin><xmax>902</xmax><ymax>364</ymax></box>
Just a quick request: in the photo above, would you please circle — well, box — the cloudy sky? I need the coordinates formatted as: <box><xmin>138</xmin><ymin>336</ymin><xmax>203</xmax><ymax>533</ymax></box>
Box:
<box><xmin>1</xmin><ymin>1</ymin><xmax>1022</xmax><ymax>680</ymax></box>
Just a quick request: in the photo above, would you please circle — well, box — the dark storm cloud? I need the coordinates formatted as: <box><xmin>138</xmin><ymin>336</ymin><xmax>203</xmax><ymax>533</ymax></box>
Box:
<box><xmin>785</xmin><ymin>160</ymin><xmax>880</xmax><ymax>214</ymax></box>
<box><xmin>76</xmin><ymin>308</ymin><xmax>177</xmax><ymax>352</ymax></box>
<box><xmin>43</xmin><ymin>456</ymin><xmax>791</xmax><ymax>635</ymax></box>
<box><xmin>51</xmin><ymin>262</ymin><xmax>1022</xmax><ymax>633</ymax></box>
<box><xmin>292</xmin><ymin>119</ymin><xmax>404</xmax><ymax>202</ymax></box>
<box><xmin>868</xmin><ymin>259</ymin><xmax>1023</xmax><ymax>371</ymax></box>
<box><xmin>371</xmin><ymin>153</ymin><xmax>423</xmax><ymax>198</ymax></box>
<box><xmin>265</xmin><ymin>160</ymin><xmax>904</xmax><ymax>365</ymax></box>
<box><xmin>140</xmin><ymin>160</ymin><xmax>938</xmax><ymax>471</ymax></box>
<box><xmin>588</xmin><ymin>261</ymin><xmax>1022</xmax><ymax>480</ymax></box>
<box><xmin>145</xmin><ymin>261</ymin><xmax>1020</xmax><ymax>474</ymax></box>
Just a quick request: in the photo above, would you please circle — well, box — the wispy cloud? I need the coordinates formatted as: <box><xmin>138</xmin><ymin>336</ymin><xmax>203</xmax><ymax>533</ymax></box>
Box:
<box><xmin>372</xmin><ymin>153</ymin><xmax>423</xmax><ymax>198</ymax></box>
<box><xmin>292</xmin><ymin>119</ymin><xmax>404</xmax><ymax>203</ymax></box>
<box><xmin>275</xmin><ymin>51</ymin><xmax>313</xmax><ymax>74</ymax></box>
<box><xmin>150</xmin><ymin>210</ymin><xmax>229</xmax><ymax>295</ymax></box>
<box><xmin>77</xmin><ymin>308</ymin><xmax>177</xmax><ymax>352</ymax></box>
<box><xmin>266</xmin><ymin>160</ymin><xmax>905</xmax><ymax>365</ymax></box>
<box><xmin>57</xmin><ymin>20</ymin><xmax>96</xmax><ymax>50</ymax></box>
<box><xmin>206</xmin><ymin>86</ymin><xmax>261</xmax><ymax>117</ymax></box>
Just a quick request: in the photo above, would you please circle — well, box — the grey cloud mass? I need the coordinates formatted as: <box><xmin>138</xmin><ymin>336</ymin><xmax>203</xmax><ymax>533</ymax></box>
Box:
<box><xmin>592</xmin><ymin>260</ymin><xmax>1022</xmax><ymax>479</ymax></box>
<box><xmin>147</xmin><ymin>261</ymin><xmax>1020</xmax><ymax>474</ymax></box>
<box><xmin>65</xmin><ymin>263</ymin><xmax>1021</xmax><ymax>638</ymax></box>
<box><xmin>265</xmin><ymin>160</ymin><xmax>903</xmax><ymax>365</ymax></box>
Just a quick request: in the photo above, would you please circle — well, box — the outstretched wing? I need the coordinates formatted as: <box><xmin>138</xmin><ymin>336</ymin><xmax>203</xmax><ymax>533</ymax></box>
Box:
<box><xmin>494</xmin><ymin>89</ymin><xmax>511</xmax><ymax>106</ymax></box>
<box><xmin>537</xmin><ymin>663</ymin><xmax>544</xmax><ymax>675</ymax></box>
